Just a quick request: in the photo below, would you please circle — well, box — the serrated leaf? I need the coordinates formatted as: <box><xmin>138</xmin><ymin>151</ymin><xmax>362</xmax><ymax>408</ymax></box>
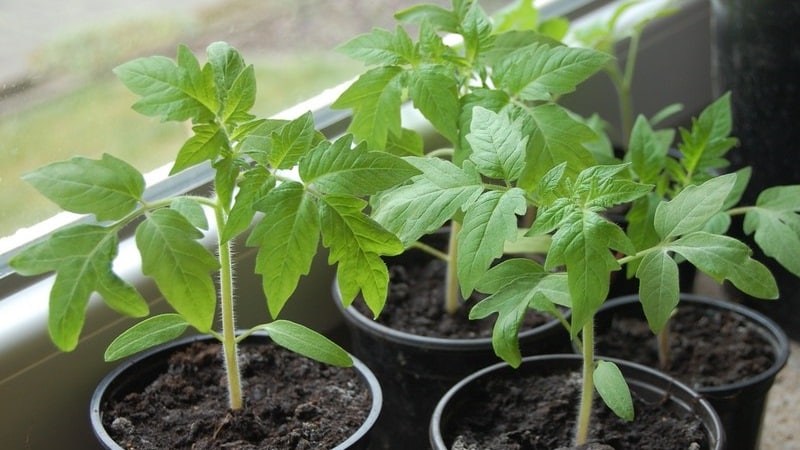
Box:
<box><xmin>628</xmin><ymin>115</ymin><xmax>671</xmax><ymax>184</ymax></box>
<box><xmin>136</xmin><ymin>209</ymin><xmax>219</xmax><ymax>331</ymax></box>
<box><xmin>655</xmin><ymin>173</ymin><xmax>737</xmax><ymax>239</ymax></box>
<box><xmin>745</xmin><ymin>185</ymin><xmax>800</xmax><ymax>277</ymax></box>
<box><xmin>113</xmin><ymin>47</ymin><xmax>214</xmax><ymax>122</ymax></box>
<box><xmin>321</xmin><ymin>195</ymin><xmax>404</xmax><ymax>316</ymax></box>
<box><xmin>385</xmin><ymin>128</ymin><xmax>424</xmax><ymax>156</ymax></box>
<box><xmin>221</xmin><ymin>64</ymin><xmax>257</xmax><ymax>123</ymax></box>
<box><xmin>337</xmin><ymin>26</ymin><xmax>417</xmax><ymax>66</ymax></box>
<box><xmin>394</xmin><ymin>4</ymin><xmax>459</xmax><ymax>31</ymax></box>
<box><xmin>494</xmin><ymin>43</ymin><xmax>611</xmax><ymax>101</ymax></box>
<box><xmin>371</xmin><ymin>158</ymin><xmax>484</xmax><ymax>246</ymax></box>
<box><xmin>104</xmin><ymin>314</ymin><xmax>189</xmax><ymax>361</ymax></box>
<box><xmin>299</xmin><ymin>135</ymin><xmax>420</xmax><ymax>196</ymax></box>
<box><xmin>636</xmin><ymin>250</ymin><xmax>679</xmax><ymax>333</ymax></box>
<box><xmin>9</xmin><ymin>224</ymin><xmax>148</xmax><ymax>351</ymax></box>
<box><xmin>460</xmin><ymin>2</ymin><xmax>493</xmax><ymax>61</ymax></box>
<box><xmin>594</xmin><ymin>360</ymin><xmax>634</xmax><ymax>422</ymax></box>
<box><xmin>172</xmin><ymin>123</ymin><xmax>228</xmax><ymax>174</ymax></box>
<box><xmin>207</xmin><ymin>41</ymin><xmax>247</xmax><ymax>104</ymax></box>
<box><xmin>408</xmin><ymin>66</ymin><xmax>460</xmax><ymax>144</ymax></box>
<box><xmin>222</xmin><ymin>167</ymin><xmax>275</xmax><ymax>242</ymax></box>
<box><xmin>332</xmin><ymin>66</ymin><xmax>404</xmax><ymax>148</ymax></box>
<box><xmin>466</xmin><ymin>107</ymin><xmax>527</xmax><ymax>181</ymax></box>
<box><xmin>247</xmin><ymin>182</ymin><xmax>320</xmax><ymax>317</ymax></box>
<box><xmin>270</xmin><ymin>111</ymin><xmax>318</xmax><ymax>169</ymax></box>
<box><xmin>667</xmin><ymin>232</ymin><xmax>778</xmax><ymax>299</ymax></box>
<box><xmin>256</xmin><ymin>320</ymin><xmax>352</xmax><ymax>367</ymax></box>
<box><xmin>22</xmin><ymin>154</ymin><xmax>144</xmax><ymax>221</ymax></box>
<box><xmin>458</xmin><ymin>188</ymin><xmax>528</xmax><ymax>296</ymax></box>
<box><xmin>576</xmin><ymin>164</ymin><xmax>652</xmax><ymax>210</ymax></box>
<box><xmin>170</xmin><ymin>197</ymin><xmax>208</xmax><ymax>230</ymax></box>
<box><xmin>457</xmin><ymin>89</ymin><xmax>511</xmax><ymax>165</ymax></box>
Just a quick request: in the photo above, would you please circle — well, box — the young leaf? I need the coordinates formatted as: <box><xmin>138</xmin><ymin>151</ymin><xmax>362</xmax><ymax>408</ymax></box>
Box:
<box><xmin>136</xmin><ymin>209</ymin><xmax>219</xmax><ymax>332</ymax></box>
<box><xmin>104</xmin><ymin>314</ymin><xmax>190</xmax><ymax>361</ymax></box>
<box><xmin>170</xmin><ymin>197</ymin><xmax>208</xmax><ymax>230</ymax></box>
<box><xmin>172</xmin><ymin>123</ymin><xmax>228</xmax><ymax>174</ymax></box>
<box><xmin>9</xmin><ymin>224</ymin><xmax>148</xmax><ymax>351</ymax></box>
<box><xmin>257</xmin><ymin>320</ymin><xmax>353</xmax><ymax>367</ymax></box>
<box><xmin>394</xmin><ymin>3</ymin><xmax>459</xmax><ymax>32</ymax></box>
<box><xmin>337</xmin><ymin>26</ymin><xmax>417</xmax><ymax>66</ymax></box>
<box><xmin>408</xmin><ymin>66</ymin><xmax>460</xmax><ymax>144</ymax></box>
<box><xmin>458</xmin><ymin>188</ymin><xmax>527</xmax><ymax>296</ymax></box>
<box><xmin>667</xmin><ymin>232</ymin><xmax>778</xmax><ymax>299</ymax></box>
<box><xmin>247</xmin><ymin>182</ymin><xmax>320</xmax><ymax>318</ymax></box>
<box><xmin>636</xmin><ymin>249</ymin><xmax>679</xmax><ymax>333</ymax></box>
<box><xmin>744</xmin><ymin>185</ymin><xmax>800</xmax><ymax>277</ymax></box>
<box><xmin>22</xmin><ymin>154</ymin><xmax>144</xmax><ymax>221</ymax></box>
<box><xmin>466</xmin><ymin>107</ymin><xmax>527</xmax><ymax>181</ymax></box>
<box><xmin>206</xmin><ymin>41</ymin><xmax>248</xmax><ymax>103</ymax></box>
<box><xmin>299</xmin><ymin>135</ymin><xmax>420</xmax><ymax>196</ymax></box>
<box><xmin>627</xmin><ymin>115</ymin><xmax>671</xmax><ymax>184</ymax></box>
<box><xmin>269</xmin><ymin>111</ymin><xmax>318</xmax><ymax>170</ymax></box>
<box><xmin>321</xmin><ymin>195</ymin><xmax>404</xmax><ymax>316</ymax></box>
<box><xmin>594</xmin><ymin>360</ymin><xmax>634</xmax><ymax>422</ymax></box>
<box><xmin>222</xmin><ymin>167</ymin><xmax>276</xmax><ymax>242</ymax></box>
<box><xmin>332</xmin><ymin>66</ymin><xmax>404</xmax><ymax>148</ymax></box>
<box><xmin>221</xmin><ymin>64</ymin><xmax>257</xmax><ymax>123</ymax></box>
<box><xmin>371</xmin><ymin>158</ymin><xmax>484</xmax><ymax>246</ymax></box>
<box><xmin>460</xmin><ymin>2</ymin><xmax>493</xmax><ymax>61</ymax></box>
<box><xmin>654</xmin><ymin>173</ymin><xmax>737</xmax><ymax>239</ymax></box>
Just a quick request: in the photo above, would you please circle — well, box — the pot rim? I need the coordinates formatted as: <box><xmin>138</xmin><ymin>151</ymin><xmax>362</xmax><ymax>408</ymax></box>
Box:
<box><xmin>600</xmin><ymin>293</ymin><xmax>791</xmax><ymax>394</ymax></box>
<box><xmin>429</xmin><ymin>353</ymin><xmax>725</xmax><ymax>450</ymax></box>
<box><xmin>90</xmin><ymin>331</ymin><xmax>382</xmax><ymax>450</ymax></box>
<box><xmin>332</xmin><ymin>276</ymin><xmax>565</xmax><ymax>351</ymax></box>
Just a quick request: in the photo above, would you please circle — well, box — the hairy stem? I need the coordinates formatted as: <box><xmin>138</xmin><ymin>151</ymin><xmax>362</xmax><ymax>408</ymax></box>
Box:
<box><xmin>575</xmin><ymin>321</ymin><xmax>596</xmax><ymax>446</ymax></box>
<box><xmin>216</xmin><ymin>205</ymin><xmax>243</xmax><ymax>410</ymax></box>
<box><xmin>444</xmin><ymin>221</ymin><xmax>461</xmax><ymax>315</ymax></box>
<box><xmin>657</xmin><ymin>323</ymin><xmax>671</xmax><ymax>370</ymax></box>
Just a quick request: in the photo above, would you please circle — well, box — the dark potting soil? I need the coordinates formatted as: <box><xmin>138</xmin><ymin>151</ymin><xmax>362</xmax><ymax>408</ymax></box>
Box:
<box><xmin>445</xmin><ymin>369</ymin><xmax>710</xmax><ymax>450</ymax></box>
<box><xmin>102</xmin><ymin>340</ymin><xmax>370</xmax><ymax>450</ymax></box>
<box><xmin>595</xmin><ymin>304</ymin><xmax>774</xmax><ymax>388</ymax></box>
<box><xmin>354</xmin><ymin>257</ymin><xmax>554</xmax><ymax>339</ymax></box>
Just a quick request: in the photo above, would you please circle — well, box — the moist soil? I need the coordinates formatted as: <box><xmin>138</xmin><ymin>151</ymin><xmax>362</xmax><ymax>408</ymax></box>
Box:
<box><xmin>443</xmin><ymin>368</ymin><xmax>710</xmax><ymax>450</ymax></box>
<box><xmin>354</xmin><ymin>255</ymin><xmax>553</xmax><ymax>338</ymax></box>
<box><xmin>101</xmin><ymin>340</ymin><xmax>370</xmax><ymax>450</ymax></box>
<box><xmin>594</xmin><ymin>303</ymin><xmax>774</xmax><ymax>388</ymax></box>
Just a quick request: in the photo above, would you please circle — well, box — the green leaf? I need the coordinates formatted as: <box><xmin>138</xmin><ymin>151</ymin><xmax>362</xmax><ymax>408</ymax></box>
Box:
<box><xmin>371</xmin><ymin>158</ymin><xmax>484</xmax><ymax>246</ymax></box>
<box><xmin>575</xmin><ymin>164</ymin><xmax>652</xmax><ymax>210</ymax></box>
<box><xmin>207</xmin><ymin>41</ymin><xmax>247</xmax><ymax>104</ymax></box>
<box><xmin>408</xmin><ymin>66</ymin><xmax>460</xmax><ymax>144</ymax></box>
<box><xmin>667</xmin><ymin>232</ymin><xmax>778</xmax><ymax>299</ymax></box>
<box><xmin>172</xmin><ymin>123</ymin><xmax>228</xmax><ymax>174</ymax></box>
<box><xmin>678</xmin><ymin>93</ymin><xmax>737</xmax><ymax>175</ymax></box>
<box><xmin>394</xmin><ymin>4</ymin><xmax>459</xmax><ymax>31</ymax></box>
<box><xmin>332</xmin><ymin>66</ymin><xmax>404</xmax><ymax>148</ymax></box>
<box><xmin>494</xmin><ymin>43</ymin><xmax>611</xmax><ymax>101</ymax></box>
<box><xmin>337</xmin><ymin>26</ymin><xmax>416</xmax><ymax>66</ymax></box>
<box><xmin>221</xmin><ymin>64</ymin><xmax>257</xmax><ymax>122</ymax></box>
<box><xmin>113</xmin><ymin>45</ymin><xmax>215</xmax><ymax>122</ymax></box>
<box><xmin>636</xmin><ymin>250</ymin><xmax>679</xmax><ymax>333</ymax></box>
<box><xmin>269</xmin><ymin>111</ymin><xmax>318</xmax><ymax>169</ymax></box>
<box><xmin>9</xmin><ymin>224</ymin><xmax>148</xmax><ymax>351</ymax></box>
<box><xmin>222</xmin><ymin>167</ymin><xmax>275</xmax><ymax>242</ymax></box>
<box><xmin>257</xmin><ymin>320</ymin><xmax>353</xmax><ymax>367</ymax></box>
<box><xmin>594</xmin><ymin>360</ymin><xmax>634</xmax><ymax>422</ymax></box>
<box><xmin>744</xmin><ymin>185</ymin><xmax>800</xmax><ymax>277</ymax></box>
<box><xmin>170</xmin><ymin>197</ymin><xmax>208</xmax><ymax>230</ymax></box>
<box><xmin>321</xmin><ymin>195</ymin><xmax>404</xmax><ymax>316</ymax></box>
<box><xmin>104</xmin><ymin>314</ymin><xmax>189</xmax><ymax>361</ymax></box>
<box><xmin>247</xmin><ymin>182</ymin><xmax>320</xmax><ymax>317</ymax></box>
<box><xmin>458</xmin><ymin>188</ymin><xmax>527</xmax><ymax>296</ymax></box>
<box><xmin>466</xmin><ymin>107</ymin><xmax>527</xmax><ymax>181</ymax></box>
<box><xmin>22</xmin><ymin>154</ymin><xmax>144</xmax><ymax>221</ymax></box>
<box><xmin>654</xmin><ymin>173</ymin><xmax>737</xmax><ymax>239</ymax></box>
<box><xmin>300</xmin><ymin>135</ymin><xmax>420</xmax><ymax>196</ymax></box>
<box><xmin>460</xmin><ymin>2</ymin><xmax>494</xmax><ymax>61</ymax></box>
<box><xmin>136</xmin><ymin>209</ymin><xmax>219</xmax><ymax>332</ymax></box>
<box><xmin>628</xmin><ymin>115</ymin><xmax>671</xmax><ymax>184</ymax></box>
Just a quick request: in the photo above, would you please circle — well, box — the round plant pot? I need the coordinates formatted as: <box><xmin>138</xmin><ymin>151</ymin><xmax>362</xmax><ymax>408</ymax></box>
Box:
<box><xmin>430</xmin><ymin>354</ymin><xmax>725</xmax><ymax>449</ymax></box>
<box><xmin>334</xmin><ymin>283</ymin><xmax>570</xmax><ymax>450</ymax></box>
<box><xmin>90</xmin><ymin>332</ymin><xmax>382</xmax><ymax>450</ymax></box>
<box><xmin>594</xmin><ymin>294</ymin><xmax>789</xmax><ymax>450</ymax></box>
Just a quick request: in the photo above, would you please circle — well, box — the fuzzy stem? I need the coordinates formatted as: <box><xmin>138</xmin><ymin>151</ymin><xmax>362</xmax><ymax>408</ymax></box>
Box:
<box><xmin>216</xmin><ymin>205</ymin><xmax>243</xmax><ymax>410</ymax></box>
<box><xmin>657</xmin><ymin>320</ymin><xmax>671</xmax><ymax>371</ymax></box>
<box><xmin>444</xmin><ymin>221</ymin><xmax>461</xmax><ymax>315</ymax></box>
<box><xmin>575</xmin><ymin>321</ymin><xmax>596</xmax><ymax>446</ymax></box>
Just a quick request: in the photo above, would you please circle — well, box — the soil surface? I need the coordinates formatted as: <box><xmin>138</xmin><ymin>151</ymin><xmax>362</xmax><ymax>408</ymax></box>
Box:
<box><xmin>442</xmin><ymin>367</ymin><xmax>710</xmax><ymax>450</ymax></box>
<box><xmin>354</xmin><ymin>254</ymin><xmax>555</xmax><ymax>339</ymax></box>
<box><xmin>102</xmin><ymin>340</ymin><xmax>371</xmax><ymax>450</ymax></box>
<box><xmin>594</xmin><ymin>303</ymin><xmax>774</xmax><ymax>388</ymax></box>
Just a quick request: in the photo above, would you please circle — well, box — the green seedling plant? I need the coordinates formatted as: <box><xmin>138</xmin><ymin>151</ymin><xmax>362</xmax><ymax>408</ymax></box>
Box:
<box><xmin>470</xmin><ymin>93</ymin><xmax>800</xmax><ymax>446</ymax></box>
<box><xmin>333</xmin><ymin>0</ymin><xmax>611</xmax><ymax>315</ymax></box>
<box><xmin>9</xmin><ymin>42</ymin><xmax>419</xmax><ymax>412</ymax></box>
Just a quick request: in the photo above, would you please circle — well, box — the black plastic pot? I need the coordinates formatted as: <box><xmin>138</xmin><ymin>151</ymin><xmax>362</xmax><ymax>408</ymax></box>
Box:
<box><xmin>90</xmin><ymin>332</ymin><xmax>382</xmax><ymax>450</ymax></box>
<box><xmin>595</xmin><ymin>294</ymin><xmax>790</xmax><ymax>450</ymax></box>
<box><xmin>334</xmin><ymin>283</ymin><xmax>570</xmax><ymax>450</ymax></box>
<box><xmin>430</xmin><ymin>354</ymin><xmax>725</xmax><ymax>449</ymax></box>
<box><xmin>711</xmin><ymin>0</ymin><xmax>800</xmax><ymax>341</ymax></box>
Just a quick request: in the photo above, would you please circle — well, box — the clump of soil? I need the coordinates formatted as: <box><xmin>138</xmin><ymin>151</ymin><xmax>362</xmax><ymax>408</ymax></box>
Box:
<box><xmin>102</xmin><ymin>340</ymin><xmax>371</xmax><ymax>450</ymax></box>
<box><xmin>443</xmin><ymin>368</ymin><xmax>710</xmax><ymax>450</ymax></box>
<box><xmin>354</xmin><ymin>256</ymin><xmax>554</xmax><ymax>339</ymax></box>
<box><xmin>595</xmin><ymin>302</ymin><xmax>774</xmax><ymax>388</ymax></box>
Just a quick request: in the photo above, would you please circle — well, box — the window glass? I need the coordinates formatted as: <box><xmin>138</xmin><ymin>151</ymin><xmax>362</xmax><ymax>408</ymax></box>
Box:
<box><xmin>3</xmin><ymin>0</ymin><xmax>491</xmax><ymax>249</ymax></box>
